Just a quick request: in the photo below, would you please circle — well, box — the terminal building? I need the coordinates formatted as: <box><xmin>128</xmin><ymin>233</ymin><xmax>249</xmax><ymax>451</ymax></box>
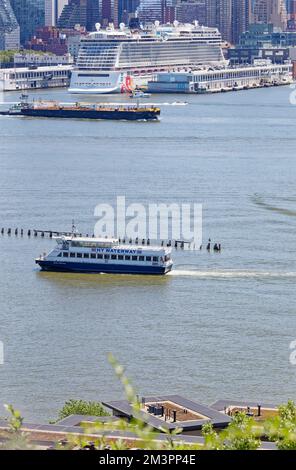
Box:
<box><xmin>0</xmin><ymin>64</ymin><xmax>72</xmax><ymax>91</ymax></box>
<box><xmin>147</xmin><ymin>62</ymin><xmax>293</xmax><ymax>93</ymax></box>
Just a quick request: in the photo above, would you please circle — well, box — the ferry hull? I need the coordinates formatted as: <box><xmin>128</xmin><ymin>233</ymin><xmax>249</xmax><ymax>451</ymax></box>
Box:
<box><xmin>36</xmin><ymin>259</ymin><xmax>172</xmax><ymax>275</ymax></box>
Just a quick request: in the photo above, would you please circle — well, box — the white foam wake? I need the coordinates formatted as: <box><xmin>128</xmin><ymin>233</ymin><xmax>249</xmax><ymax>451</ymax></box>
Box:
<box><xmin>161</xmin><ymin>101</ymin><xmax>188</xmax><ymax>106</ymax></box>
<box><xmin>168</xmin><ymin>269</ymin><xmax>296</xmax><ymax>279</ymax></box>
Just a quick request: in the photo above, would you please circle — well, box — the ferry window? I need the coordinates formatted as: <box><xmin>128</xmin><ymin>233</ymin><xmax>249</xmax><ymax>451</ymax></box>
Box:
<box><xmin>104</xmin><ymin>254</ymin><xmax>110</xmax><ymax>259</ymax></box>
<box><xmin>70</xmin><ymin>252</ymin><xmax>76</xmax><ymax>258</ymax></box>
<box><xmin>83</xmin><ymin>253</ymin><xmax>89</xmax><ymax>258</ymax></box>
<box><xmin>97</xmin><ymin>254</ymin><xmax>103</xmax><ymax>259</ymax></box>
<box><xmin>146</xmin><ymin>256</ymin><xmax>151</xmax><ymax>262</ymax></box>
<box><xmin>125</xmin><ymin>255</ymin><xmax>130</xmax><ymax>260</ymax></box>
<box><xmin>139</xmin><ymin>256</ymin><xmax>144</xmax><ymax>261</ymax></box>
<box><xmin>132</xmin><ymin>256</ymin><xmax>138</xmax><ymax>261</ymax></box>
<box><xmin>63</xmin><ymin>252</ymin><xmax>69</xmax><ymax>257</ymax></box>
<box><xmin>91</xmin><ymin>253</ymin><xmax>96</xmax><ymax>259</ymax></box>
<box><xmin>57</xmin><ymin>252</ymin><xmax>62</xmax><ymax>257</ymax></box>
<box><xmin>77</xmin><ymin>253</ymin><xmax>82</xmax><ymax>258</ymax></box>
<box><xmin>153</xmin><ymin>256</ymin><xmax>159</xmax><ymax>262</ymax></box>
<box><xmin>111</xmin><ymin>254</ymin><xmax>117</xmax><ymax>260</ymax></box>
<box><xmin>118</xmin><ymin>255</ymin><xmax>124</xmax><ymax>260</ymax></box>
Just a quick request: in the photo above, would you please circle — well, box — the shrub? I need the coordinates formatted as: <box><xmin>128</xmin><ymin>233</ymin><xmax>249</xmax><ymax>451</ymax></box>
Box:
<box><xmin>55</xmin><ymin>399</ymin><xmax>110</xmax><ymax>422</ymax></box>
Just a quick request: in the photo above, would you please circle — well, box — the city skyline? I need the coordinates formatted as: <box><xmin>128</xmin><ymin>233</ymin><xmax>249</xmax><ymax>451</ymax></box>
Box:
<box><xmin>1</xmin><ymin>0</ymin><xmax>296</xmax><ymax>51</ymax></box>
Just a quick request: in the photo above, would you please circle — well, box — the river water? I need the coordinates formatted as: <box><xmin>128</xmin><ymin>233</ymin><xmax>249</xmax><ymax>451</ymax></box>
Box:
<box><xmin>0</xmin><ymin>86</ymin><xmax>295</xmax><ymax>421</ymax></box>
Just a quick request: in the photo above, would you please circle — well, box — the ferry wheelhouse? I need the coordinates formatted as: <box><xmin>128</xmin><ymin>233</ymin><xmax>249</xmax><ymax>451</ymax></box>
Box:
<box><xmin>35</xmin><ymin>236</ymin><xmax>173</xmax><ymax>275</ymax></box>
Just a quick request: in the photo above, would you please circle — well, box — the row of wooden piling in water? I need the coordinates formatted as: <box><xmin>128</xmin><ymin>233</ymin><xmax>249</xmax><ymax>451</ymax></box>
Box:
<box><xmin>0</xmin><ymin>228</ymin><xmax>188</xmax><ymax>248</ymax></box>
<box><xmin>1</xmin><ymin>228</ymin><xmax>221</xmax><ymax>251</ymax></box>
<box><xmin>1</xmin><ymin>228</ymin><xmax>67</xmax><ymax>238</ymax></box>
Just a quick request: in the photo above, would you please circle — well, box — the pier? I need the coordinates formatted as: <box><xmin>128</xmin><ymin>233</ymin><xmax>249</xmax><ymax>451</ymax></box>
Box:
<box><xmin>0</xmin><ymin>65</ymin><xmax>73</xmax><ymax>92</ymax></box>
<box><xmin>147</xmin><ymin>63</ymin><xmax>293</xmax><ymax>94</ymax></box>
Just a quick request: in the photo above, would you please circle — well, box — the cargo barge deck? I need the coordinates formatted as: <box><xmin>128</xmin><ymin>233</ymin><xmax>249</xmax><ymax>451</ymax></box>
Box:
<box><xmin>0</xmin><ymin>99</ymin><xmax>160</xmax><ymax>121</ymax></box>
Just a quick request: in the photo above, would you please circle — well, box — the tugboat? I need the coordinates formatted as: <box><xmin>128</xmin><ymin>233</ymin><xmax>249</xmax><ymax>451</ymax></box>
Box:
<box><xmin>0</xmin><ymin>98</ymin><xmax>160</xmax><ymax>121</ymax></box>
<box><xmin>35</xmin><ymin>236</ymin><xmax>173</xmax><ymax>275</ymax></box>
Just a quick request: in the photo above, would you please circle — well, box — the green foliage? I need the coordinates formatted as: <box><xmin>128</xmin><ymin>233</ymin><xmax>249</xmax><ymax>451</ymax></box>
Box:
<box><xmin>202</xmin><ymin>422</ymin><xmax>224</xmax><ymax>450</ymax></box>
<box><xmin>264</xmin><ymin>400</ymin><xmax>296</xmax><ymax>449</ymax></box>
<box><xmin>223</xmin><ymin>412</ymin><xmax>261</xmax><ymax>450</ymax></box>
<box><xmin>4</xmin><ymin>404</ymin><xmax>23</xmax><ymax>432</ymax></box>
<box><xmin>202</xmin><ymin>412</ymin><xmax>261</xmax><ymax>450</ymax></box>
<box><xmin>278</xmin><ymin>400</ymin><xmax>296</xmax><ymax>421</ymax></box>
<box><xmin>0</xmin><ymin>404</ymin><xmax>31</xmax><ymax>450</ymax></box>
<box><xmin>55</xmin><ymin>399</ymin><xmax>110</xmax><ymax>422</ymax></box>
<box><xmin>0</xmin><ymin>49</ymin><xmax>54</xmax><ymax>64</ymax></box>
<box><xmin>0</xmin><ymin>50</ymin><xmax>16</xmax><ymax>64</ymax></box>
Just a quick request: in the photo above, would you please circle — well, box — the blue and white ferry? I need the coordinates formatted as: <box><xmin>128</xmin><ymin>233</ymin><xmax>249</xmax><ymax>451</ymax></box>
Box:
<box><xmin>35</xmin><ymin>236</ymin><xmax>173</xmax><ymax>275</ymax></box>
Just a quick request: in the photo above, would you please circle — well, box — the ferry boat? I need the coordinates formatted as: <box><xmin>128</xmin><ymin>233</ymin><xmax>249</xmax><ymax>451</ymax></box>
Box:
<box><xmin>0</xmin><ymin>99</ymin><xmax>160</xmax><ymax>121</ymax></box>
<box><xmin>69</xmin><ymin>21</ymin><xmax>226</xmax><ymax>94</ymax></box>
<box><xmin>35</xmin><ymin>236</ymin><xmax>173</xmax><ymax>275</ymax></box>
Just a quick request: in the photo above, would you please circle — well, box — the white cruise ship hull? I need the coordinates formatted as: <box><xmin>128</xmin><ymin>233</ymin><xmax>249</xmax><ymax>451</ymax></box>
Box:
<box><xmin>69</xmin><ymin>71</ymin><xmax>149</xmax><ymax>94</ymax></box>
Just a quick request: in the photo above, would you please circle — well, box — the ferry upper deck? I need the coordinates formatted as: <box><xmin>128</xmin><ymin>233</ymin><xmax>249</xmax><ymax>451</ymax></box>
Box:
<box><xmin>55</xmin><ymin>236</ymin><xmax>172</xmax><ymax>253</ymax></box>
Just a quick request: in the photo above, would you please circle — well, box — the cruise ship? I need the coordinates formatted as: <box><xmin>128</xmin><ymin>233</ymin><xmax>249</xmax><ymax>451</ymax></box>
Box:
<box><xmin>69</xmin><ymin>21</ymin><xmax>226</xmax><ymax>94</ymax></box>
<box><xmin>35</xmin><ymin>236</ymin><xmax>173</xmax><ymax>275</ymax></box>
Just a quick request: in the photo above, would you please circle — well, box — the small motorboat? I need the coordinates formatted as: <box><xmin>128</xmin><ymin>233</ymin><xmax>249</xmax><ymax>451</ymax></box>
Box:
<box><xmin>129</xmin><ymin>90</ymin><xmax>151</xmax><ymax>99</ymax></box>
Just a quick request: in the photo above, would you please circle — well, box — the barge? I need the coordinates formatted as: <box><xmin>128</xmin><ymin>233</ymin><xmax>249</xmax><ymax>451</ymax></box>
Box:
<box><xmin>0</xmin><ymin>99</ymin><xmax>160</xmax><ymax>121</ymax></box>
<box><xmin>35</xmin><ymin>236</ymin><xmax>173</xmax><ymax>275</ymax></box>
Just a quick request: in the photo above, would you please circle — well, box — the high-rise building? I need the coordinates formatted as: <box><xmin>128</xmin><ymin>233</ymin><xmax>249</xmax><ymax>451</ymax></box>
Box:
<box><xmin>232</xmin><ymin>0</ymin><xmax>251</xmax><ymax>44</ymax></box>
<box><xmin>270</xmin><ymin>0</ymin><xmax>288</xmax><ymax>28</ymax></box>
<box><xmin>118</xmin><ymin>0</ymin><xmax>139</xmax><ymax>25</ymax></box>
<box><xmin>100</xmin><ymin>0</ymin><xmax>119</xmax><ymax>27</ymax></box>
<box><xmin>253</xmin><ymin>0</ymin><xmax>270</xmax><ymax>23</ymax></box>
<box><xmin>136</xmin><ymin>0</ymin><xmax>164</xmax><ymax>23</ymax></box>
<box><xmin>0</xmin><ymin>0</ymin><xmax>20</xmax><ymax>49</ymax></box>
<box><xmin>253</xmin><ymin>0</ymin><xmax>287</xmax><ymax>29</ymax></box>
<box><xmin>206</xmin><ymin>0</ymin><xmax>232</xmax><ymax>42</ymax></box>
<box><xmin>10</xmin><ymin>0</ymin><xmax>45</xmax><ymax>44</ymax></box>
<box><xmin>57</xmin><ymin>0</ymin><xmax>68</xmax><ymax>17</ymax></box>
<box><xmin>206</xmin><ymin>0</ymin><xmax>251</xmax><ymax>44</ymax></box>
<box><xmin>44</xmin><ymin>0</ymin><xmax>68</xmax><ymax>25</ymax></box>
<box><xmin>176</xmin><ymin>0</ymin><xmax>206</xmax><ymax>25</ymax></box>
<box><xmin>58</xmin><ymin>0</ymin><xmax>99</xmax><ymax>30</ymax></box>
<box><xmin>45</xmin><ymin>0</ymin><xmax>58</xmax><ymax>25</ymax></box>
<box><xmin>136</xmin><ymin>0</ymin><xmax>179</xmax><ymax>24</ymax></box>
<box><xmin>287</xmin><ymin>0</ymin><xmax>296</xmax><ymax>29</ymax></box>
